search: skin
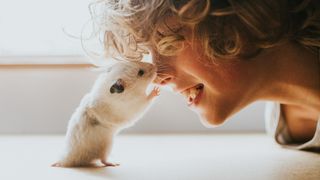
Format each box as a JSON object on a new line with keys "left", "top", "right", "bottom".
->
{"left": 151, "top": 20, "right": 320, "bottom": 143}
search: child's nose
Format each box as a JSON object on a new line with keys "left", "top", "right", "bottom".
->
{"left": 153, "top": 74, "right": 174, "bottom": 86}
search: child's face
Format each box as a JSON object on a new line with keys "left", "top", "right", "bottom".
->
{"left": 151, "top": 21, "right": 256, "bottom": 126}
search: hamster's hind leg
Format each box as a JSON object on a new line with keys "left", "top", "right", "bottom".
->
{"left": 100, "top": 159, "right": 120, "bottom": 167}
{"left": 51, "top": 162, "right": 62, "bottom": 167}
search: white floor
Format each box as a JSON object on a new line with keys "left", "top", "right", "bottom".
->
{"left": 0, "top": 134, "right": 319, "bottom": 180}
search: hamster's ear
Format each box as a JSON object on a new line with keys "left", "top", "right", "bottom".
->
{"left": 106, "top": 66, "right": 112, "bottom": 73}
{"left": 110, "top": 79, "right": 125, "bottom": 94}
{"left": 91, "top": 65, "right": 112, "bottom": 73}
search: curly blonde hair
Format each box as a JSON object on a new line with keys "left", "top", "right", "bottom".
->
{"left": 89, "top": 0, "right": 320, "bottom": 62}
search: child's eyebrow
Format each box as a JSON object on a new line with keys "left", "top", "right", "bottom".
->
{"left": 157, "top": 25, "right": 184, "bottom": 37}
{"left": 157, "top": 19, "right": 184, "bottom": 36}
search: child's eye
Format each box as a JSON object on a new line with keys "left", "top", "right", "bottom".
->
{"left": 156, "top": 31, "right": 165, "bottom": 38}
{"left": 138, "top": 69, "right": 144, "bottom": 77}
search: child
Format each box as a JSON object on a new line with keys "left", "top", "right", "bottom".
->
{"left": 91, "top": 0, "right": 320, "bottom": 151}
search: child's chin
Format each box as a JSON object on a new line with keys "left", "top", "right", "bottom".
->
{"left": 198, "top": 111, "right": 227, "bottom": 128}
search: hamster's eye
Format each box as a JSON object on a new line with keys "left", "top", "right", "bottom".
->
{"left": 138, "top": 69, "right": 144, "bottom": 77}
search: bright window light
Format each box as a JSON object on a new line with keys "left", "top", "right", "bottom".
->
{"left": 0, "top": 0, "right": 93, "bottom": 57}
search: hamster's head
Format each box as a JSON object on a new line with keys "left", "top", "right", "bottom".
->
{"left": 94, "top": 61, "right": 156, "bottom": 102}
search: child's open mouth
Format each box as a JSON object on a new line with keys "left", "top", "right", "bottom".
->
{"left": 181, "top": 83, "right": 204, "bottom": 106}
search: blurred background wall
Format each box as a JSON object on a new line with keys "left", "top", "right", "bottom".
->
{"left": 0, "top": 0, "right": 266, "bottom": 134}
{"left": 0, "top": 66, "right": 266, "bottom": 134}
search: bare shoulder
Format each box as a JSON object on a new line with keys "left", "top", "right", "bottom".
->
{"left": 281, "top": 104, "right": 318, "bottom": 143}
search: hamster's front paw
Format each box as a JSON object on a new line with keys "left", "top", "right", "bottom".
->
{"left": 147, "top": 86, "right": 160, "bottom": 100}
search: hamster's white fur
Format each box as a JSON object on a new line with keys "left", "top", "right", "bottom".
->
{"left": 52, "top": 61, "right": 159, "bottom": 167}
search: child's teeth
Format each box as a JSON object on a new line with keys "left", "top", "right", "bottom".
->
{"left": 190, "top": 92, "right": 196, "bottom": 99}
{"left": 191, "top": 88, "right": 197, "bottom": 94}
{"left": 183, "top": 84, "right": 203, "bottom": 105}
{"left": 189, "top": 87, "right": 200, "bottom": 101}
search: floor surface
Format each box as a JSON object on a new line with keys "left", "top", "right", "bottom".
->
{"left": 0, "top": 134, "right": 319, "bottom": 180}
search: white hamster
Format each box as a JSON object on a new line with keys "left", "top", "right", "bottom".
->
{"left": 52, "top": 61, "right": 159, "bottom": 167}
